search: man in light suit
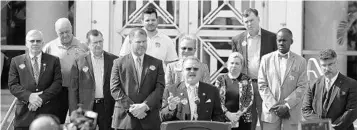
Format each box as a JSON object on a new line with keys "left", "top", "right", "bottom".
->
{"left": 258, "top": 28, "right": 308, "bottom": 130}
{"left": 110, "top": 28, "right": 165, "bottom": 130}
{"left": 302, "top": 49, "right": 357, "bottom": 130}
{"left": 165, "top": 34, "right": 210, "bottom": 87}
{"left": 69, "top": 29, "right": 118, "bottom": 130}
{"left": 8, "top": 30, "right": 62, "bottom": 130}
{"left": 161, "top": 56, "right": 224, "bottom": 122}
{"left": 231, "top": 8, "right": 277, "bottom": 130}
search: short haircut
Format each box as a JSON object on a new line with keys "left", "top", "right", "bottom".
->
{"left": 179, "top": 34, "right": 197, "bottom": 47}
{"left": 26, "top": 30, "right": 44, "bottom": 41}
{"left": 277, "top": 28, "right": 293, "bottom": 38}
{"left": 182, "top": 56, "right": 200, "bottom": 68}
{"left": 319, "top": 49, "right": 337, "bottom": 60}
{"left": 86, "top": 29, "right": 103, "bottom": 43}
{"left": 243, "top": 8, "right": 259, "bottom": 17}
{"left": 142, "top": 6, "right": 158, "bottom": 18}
{"left": 129, "top": 28, "right": 147, "bottom": 42}
{"left": 227, "top": 52, "right": 244, "bottom": 65}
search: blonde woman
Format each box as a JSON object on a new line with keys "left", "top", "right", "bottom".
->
{"left": 214, "top": 52, "right": 254, "bottom": 130}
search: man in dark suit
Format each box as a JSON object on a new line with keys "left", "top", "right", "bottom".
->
{"left": 231, "top": 8, "right": 277, "bottom": 130}
{"left": 8, "top": 30, "right": 62, "bottom": 130}
{"left": 69, "top": 29, "right": 118, "bottom": 130}
{"left": 110, "top": 28, "right": 165, "bottom": 130}
{"left": 302, "top": 49, "right": 357, "bottom": 130}
{"left": 161, "top": 56, "right": 224, "bottom": 122}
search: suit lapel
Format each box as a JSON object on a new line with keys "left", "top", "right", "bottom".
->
{"left": 103, "top": 52, "right": 110, "bottom": 86}
{"left": 37, "top": 53, "right": 47, "bottom": 84}
{"left": 326, "top": 73, "right": 343, "bottom": 111}
{"left": 85, "top": 54, "right": 95, "bottom": 81}
{"left": 139, "top": 55, "right": 149, "bottom": 87}
{"left": 197, "top": 82, "right": 206, "bottom": 119}
{"left": 281, "top": 53, "right": 296, "bottom": 85}
{"left": 24, "top": 54, "right": 36, "bottom": 82}
{"left": 273, "top": 52, "right": 282, "bottom": 84}
{"left": 128, "top": 54, "right": 139, "bottom": 85}
{"left": 260, "top": 29, "right": 267, "bottom": 58}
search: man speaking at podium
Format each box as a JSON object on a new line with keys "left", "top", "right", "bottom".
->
{"left": 160, "top": 56, "right": 224, "bottom": 122}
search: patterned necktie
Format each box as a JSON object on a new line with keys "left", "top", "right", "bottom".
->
{"left": 33, "top": 56, "right": 40, "bottom": 83}
{"left": 136, "top": 57, "right": 142, "bottom": 84}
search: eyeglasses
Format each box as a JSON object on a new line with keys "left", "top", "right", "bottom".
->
{"left": 181, "top": 47, "right": 194, "bottom": 51}
{"left": 185, "top": 67, "right": 199, "bottom": 71}
{"left": 27, "top": 40, "right": 42, "bottom": 43}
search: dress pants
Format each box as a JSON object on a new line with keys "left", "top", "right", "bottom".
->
{"left": 94, "top": 99, "right": 113, "bottom": 130}
{"left": 56, "top": 87, "right": 69, "bottom": 124}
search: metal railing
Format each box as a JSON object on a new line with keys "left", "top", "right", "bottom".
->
{"left": 1, "top": 98, "right": 17, "bottom": 130}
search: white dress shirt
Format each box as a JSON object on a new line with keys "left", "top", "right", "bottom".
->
{"left": 91, "top": 52, "right": 104, "bottom": 98}
{"left": 325, "top": 72, "right": 339, "bottom": 92}
{"left": 278, "top": 51, "right": 290, "bottom": 84}
{"left": 185, "top": 82, "right": 199, "bottom": 120}
{"left": 246, "top": 28, "right": 261, "bottom": 79}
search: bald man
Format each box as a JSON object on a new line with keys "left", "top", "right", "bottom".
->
{"left": 29, "top": 115, "right": 60, "bottom": 130}
{"left": 43, "top": 18, "right": 88, "bottom": 123}
{"left": 9, "top": 30, "right": 62, "bottom": 130}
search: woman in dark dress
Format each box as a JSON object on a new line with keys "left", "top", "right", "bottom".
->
{"left": 214, "top": 52, "right": 254, "bottom": 130}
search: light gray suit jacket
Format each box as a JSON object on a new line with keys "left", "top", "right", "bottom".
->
{"left": 258, "top": 51, "right": 308, "bottom": 124}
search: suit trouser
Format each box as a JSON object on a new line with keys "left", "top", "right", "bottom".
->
{"left": 261, "top": 120, "right": 298, "bottom": 130}
{"left": 251, "top": 81, "right": 263, "bottom": 130}
{"left": 93, "top": 100, "right": 113, "bottom": 130}
{"left": 55, "top": 87, "right": 68, "bottom": 124}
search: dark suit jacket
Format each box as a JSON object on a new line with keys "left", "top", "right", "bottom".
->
{"left": 8, "top": 53, "right": 62, "bottom": 127}
{"left": 69, "top": 51, "right": 118, "bottom": 114}
{"left": 160, "top": 82, "right": 224, "bottom": 122}
{"left": 110, "top": 54, "right": 165, "bottom": 130}
{"left": 302, "top": 73, "right": 357, "bottom": 130}
{"left": 231, "top": 28, "right": 277, "bottom": 75}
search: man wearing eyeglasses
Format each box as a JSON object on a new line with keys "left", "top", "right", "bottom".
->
{"left": 43, "top": 18, "right": 88, "bottom": 123}
{"left": 9, "top": 30, "right": 62, "bottom": 130}
{"left": 302, "top": 49, "right": 357, "bottom": 130}
{"left": 161, "top": 56, "right": 224, "bottom": 122}
{"left": 165, "top": 34, "right": 210, "bottom": 87}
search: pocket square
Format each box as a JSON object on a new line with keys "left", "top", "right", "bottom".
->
{"left": 205, "top": 99, "right": 211, "bottom": 103}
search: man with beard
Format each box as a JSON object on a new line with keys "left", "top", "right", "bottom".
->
{"left": 43, "top": 18, "right": 88, "bottom": 123}
{"left": 119, "top": 7, "right": 178, "bottom": 66}
{"left": 302, "top": 49, "right": 357, "bottom": 130}
{"left": 161, "top": 56, "right": 224, "bottom": 122}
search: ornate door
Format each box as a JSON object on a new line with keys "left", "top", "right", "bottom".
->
{"left": 115, "top": 0, "right": 260, "bottom": 83}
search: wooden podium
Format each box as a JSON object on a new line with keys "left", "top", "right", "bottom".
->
{"left": 299, "top": 119, "right": 332, "bottom": 130}
{"left": 161, "top": 121, "right": 231, "bottom": 130}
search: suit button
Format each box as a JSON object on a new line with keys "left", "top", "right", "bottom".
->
{"left": 36, "top": 89, "right": 39, "bottom": 91}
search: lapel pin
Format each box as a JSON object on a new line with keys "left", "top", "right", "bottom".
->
{"left": 202, "top": 93, "right": 205, "bottom": 96}
{"left": 289, "top": 75, "right": 295, "bottom": 80}
{"left": 19, "top": 64, "right": 25, "bottom": 69}
{"left": 43, "top": 63, "right": 46, "bottom": 72}
{"left": 242, "top": 41, "right": 247, "bottom": 46}
{"left": 82, "top": 66, "right": 89, "bottom": 72}
{"left": 149, "top": 65, "right": 156, "bottom": 71}
{"left": 180, "top": 93, "right": 183, "bottom": 96}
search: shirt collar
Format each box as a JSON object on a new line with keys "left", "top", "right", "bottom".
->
{"left": 277, "top": 51, "right": 291, "bottom": 59}
{"left": 29, "top": 52, "right": 42, "bottom": 60}
{"left": 185, "top": 82, "right": 199, "bottom": 90}
{"left": 56, "top": 37, "right": 76, "bottom": 48}
{"left": 131, "top": 52, "right": 144, "bottom": 61}
{"left": 228, "top": 73, "right": 240, "bottom": 79}
{"left": 247, "top": 28, "right": 262, "bottom": 38}
{"left": 91, "top": 51, "right": 104, "bottom": 59}
{"left": 326, "top": 72, "right": 339, "bottom": 84}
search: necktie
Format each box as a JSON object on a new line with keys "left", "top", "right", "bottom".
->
{"left": 33, "top": 56, "right": 40, "bottom": 83}
{"left": 278, "top": 53, "right": 288, "bottom": 59}
{"left": 136, "top": 57, "right": 142, "bottom": 84}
